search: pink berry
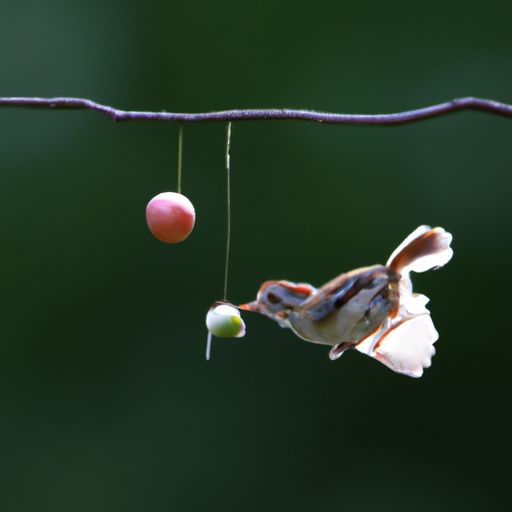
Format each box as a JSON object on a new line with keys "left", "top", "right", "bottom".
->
{"left": 145, "top": 192, "right": 196, "bottom": 244}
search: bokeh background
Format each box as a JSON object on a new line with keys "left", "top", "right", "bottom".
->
{"left": 0, "top": 0, "right": 511, "bottom": 511}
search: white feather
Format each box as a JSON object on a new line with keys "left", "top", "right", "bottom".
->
{"left": 370, "top": 315, "right": 439, "bottom": 378}
{"left": 400, "top": 292, "right": 430, "bottom": 316}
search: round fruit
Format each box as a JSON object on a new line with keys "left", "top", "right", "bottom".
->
{"left": 206, "top": 303, "right": 246, "bottom": 338}
{"left": 146, "top": 192, "right": 195, "bottom": 244}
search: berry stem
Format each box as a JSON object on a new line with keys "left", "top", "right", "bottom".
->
{"left": 177, "top": 125, "right": 183, "bottom": 194}
{"left": 223, "top": 122, "right": 232, "bottom": 301}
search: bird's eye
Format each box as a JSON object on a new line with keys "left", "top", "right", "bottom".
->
{"left": 267, "top": 292, "right": 281, "bottom": 304}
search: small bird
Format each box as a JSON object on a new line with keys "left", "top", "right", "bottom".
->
{"left": 239, "top": 226, "right": 453, "bottom": 377}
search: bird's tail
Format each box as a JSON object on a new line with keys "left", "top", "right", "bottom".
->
{"left": 386, "top": 225, "right": 453, "bottom": 275}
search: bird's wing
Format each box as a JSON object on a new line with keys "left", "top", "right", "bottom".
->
{"left": 301, "top": 265, "right": 392, "bottom": 322}
{"left": 356, "top": 315, "right": 438, "bottom": 378}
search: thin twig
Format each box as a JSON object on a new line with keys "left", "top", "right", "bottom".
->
{"left": 0, "top": 96, "right": 512, "bottom": 125}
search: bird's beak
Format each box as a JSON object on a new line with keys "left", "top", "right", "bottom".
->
{"left": 238, "top": 301, "right": 258, "bottom": 311}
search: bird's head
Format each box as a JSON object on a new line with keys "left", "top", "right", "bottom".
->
{"left": 238, "top": 280, "right": 316, "bottom": 323}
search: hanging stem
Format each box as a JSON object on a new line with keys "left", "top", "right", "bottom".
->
{"left": 177, "top": 125, "right": 183, "bottom": 193}
{"left": 223, "top": 122, "right": 232, "bottom": 301}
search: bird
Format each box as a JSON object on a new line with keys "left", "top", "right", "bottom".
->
{"left": 238, "top": 225, "right": 453, "bottom": 377}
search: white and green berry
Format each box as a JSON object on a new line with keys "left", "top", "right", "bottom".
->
{"left": 206, "top": 303, "right": 246, "bottom": 338}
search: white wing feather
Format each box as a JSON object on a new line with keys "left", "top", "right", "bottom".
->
{"left": 361, "top": 315, "right": 439, "bottom": 378}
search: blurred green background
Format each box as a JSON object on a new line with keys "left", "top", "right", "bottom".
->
{"left": 0, "top": 0, "right": 510, "bottom": 511}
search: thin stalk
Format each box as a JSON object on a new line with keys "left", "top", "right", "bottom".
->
{"left": 223, "top": 122, "right": 232, "bottom": 301}
{"left": 177, "top": 125, "right": 183, "bottom": 193}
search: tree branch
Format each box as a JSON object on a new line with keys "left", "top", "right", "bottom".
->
{"left": 0, "top": 96, "right": 511, "bottom": 125}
